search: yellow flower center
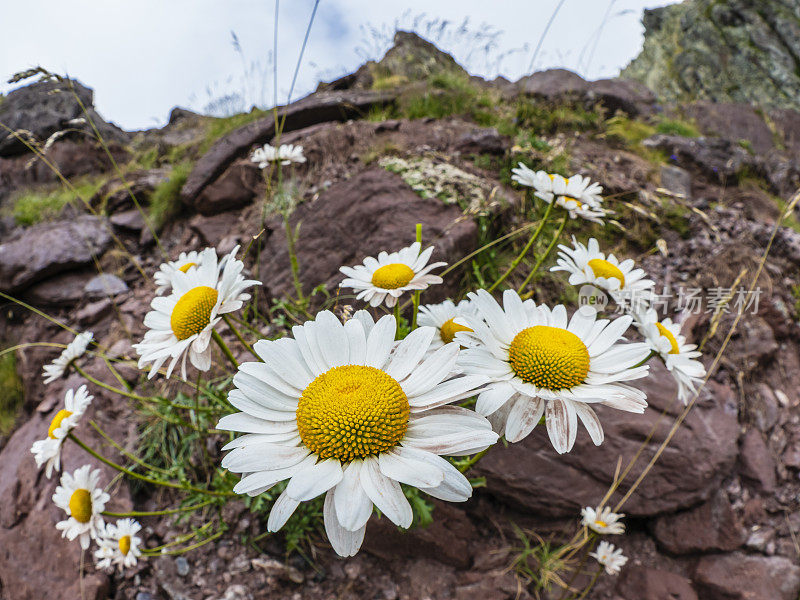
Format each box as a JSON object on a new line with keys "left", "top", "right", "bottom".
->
{"left": 440, "top": 318, "right": 473, "bottom": 344}
{"left": 656, "top": 322, "right": 680, "bottom": 354}
{"left": 371, "top": 263, "right": 415, "bottom": 290}
{"left": 178, "top": 262, "right": 198, "bottom": 273}
{"left": 588, "top": 258, "right": 625, "bottom": 287}
{"left": 595, "top": 520, "right": 608, "bottom": 528}
{"left": 118, "top": 535, "right": 131, "bottom": 555}
{"left": 296, "top": 365, "right": 409, "bottom": 462}
{"left": 170, "top": 286, "right": 218, "bottom": 340}
{"left": 508, "top": 326, "right": 590, "bottom": 390}
{"left": 48, "top": 409, "right": 73, "bottom": 439}
{"left": 68, "top": 488, "right": 93, "bottom": 523}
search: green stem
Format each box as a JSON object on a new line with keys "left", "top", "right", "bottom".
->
{"left": 574, "top": 566, "right": 603, "bottom": 600}
{"left": 458, "top": 447, "right": 491, "bottom": 473}
{"left": 144, "top": 523, "right": 213, "bottom": 552}
{"left": 632, "top": 350, "right": 658, "bottom": 369}
{"left": 411, "top": 223, "right": 423, "bottom": 329}
{"left": 223, "top": 315, "right": 260, "bottom": 360}
{"left": 88, "top": 420, "right": 170, "bottom": 476}
{"left": 212, "top": 330, "right": 239, "bottom": 369}
{"left": 394, "top": 302, "right": 402, "bottom": 330}
{"left": 518, "top": 211, "right": 569, "bottom": 297}
{"left": 73, "top": 364, "right": 150, "bottom": 402}
{"left": 284, "top": 212, "right": 305, "bottom": 303}
{"left": 102, "top": 499, "right": 215, "bottom": 518}
{"left": 490, "top": 199, "right": 554, "bottom": 292}
{"left": 150, "top": 529, "right": 224, "bottom": 556}
{"left": 68, "top": 434, "right": 235, "bottom": 497}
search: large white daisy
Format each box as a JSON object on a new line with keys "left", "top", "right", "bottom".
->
{"left": 251, "top": 143, "right": 306, "bottom": 167}
{"left": 153, "top": 250, "right": 203, "bottom": 295}
{"left": 339, "top": 242, "right": 446, "bottom": 309}
{"left": 31, "top": 385, "right": 93, "bottom": 478}
{"left": 217, "top": 310, "right": 496, "bottom": 557}
{"left": 53, "top": 465, "right": 109, "bottom": 549}
{"left": 417, "top": 299, "right": 475, "bottom": 351}
{"left": 581, "top": 506, "right": 625, "bottom": 535}
{"left": 590, "top": 541, "right": 628, "bottom": 575}
{"left": 42, "top": 331, "right": 93, "bottom": 384}
{"left": 551, "top": 238, "right": 654, "bottom": 306}
{"left": 134, "top": 246, "right": 260, "bottom": 380}
{"left": 457, "top": 289, "right": 650, "bottom": 454}
{"left": 511, "top": 165, "right": 607, "bottom": 224}
{"left": 634, "top": 308, "right": 706, "bottom": 404}
{"left": 95, "top": 518, "right": 143, "bottom": 571}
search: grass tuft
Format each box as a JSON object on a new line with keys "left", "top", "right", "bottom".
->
{"left": 9, "top": 180, "right": 102, "bottom": 225}
{"left": 0, "top": 350, "right": 24, "bottom": 435}
{"left": 149, "top": 162, "right": 192, "bottom": 229}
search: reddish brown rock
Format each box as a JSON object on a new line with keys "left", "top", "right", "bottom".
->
{"left": 684, "top": 102, "right": 775, "bottom": 154}
{"left": 651, "top": 490, "right": 746, "bottom": 554}
{"left": 193, "top": 159, "right": 262, "bottom": 216}
{"left": 694, "top": 553, "right": 800, "bottom": 600}
{"left": 257, "top": 167, "right": 478, "bottom": 303}
{"left": 476, "top": 361, "right": 739, "bottom": 517}
{"left": 739, "top": 430, "right": 777, "bottom": 491}
{"left": 616, "top": 566, "right": 698, "bottom": 600}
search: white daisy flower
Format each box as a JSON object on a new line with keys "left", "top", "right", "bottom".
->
{"left": 53, "top": 465, "right": 109, "bottom": 549}
{"left": 251, "top": 143, "right": 306, "bottom": 167}
{"left": 153, "top": 250, "right": 203, "bottom": 295}
{"left": 31, "top": 385, "right": 93, "bottom": 478}
{"left": 217, "top": 310, "right": 496, "bottom": 557}
{"left": 634, "top": 308, "right": 706, "bottom": 404}
{"left": 42, "top": 331, "right": 93, "bottom": 384}
{"left": 589, "top": 541, "right": 628, "bottom": 575}
{"left": 134, "top": 246, "right": 260, "bottom": 380}
{"left": 457, "top": 289, "right": 650, "bottom": 454}
{"left": 511, "top": 165, "right": 607, "bottom": 224}
{"left": 551, "top": 238, "right": 654, "bottom": 307}
{"left": 581, "top": 506, "right": 625, "bottom": 535}
{"left": 339, "top": 242, "right": 446, "bottom": 309}
{"left": 95, "top": 518, "right": 143, "bottom": 571}
{"left": 417, "top": 299, "right": 475, "bottom": 351}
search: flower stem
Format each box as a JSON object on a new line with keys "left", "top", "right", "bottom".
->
{"left": 68, "top": 434, "right": 235, "bottom": 497}
{"left": 411, "top": 223, "right": 423, "bottom": 329}
{"left": 284, "top": 212, "right": 305, "bottom": 303}
{"left": 489, "top": 199, "right": 554, "bottom": 292}
{"left": 212, "top": 330, "right": 239, "bottom": 369}
{"left": 518, "top": 211, "right": 569, "bottom": 297}
{"left": 574, "top": 566, "right": 603, "bottom": 600}
{"left": 73, "top": 364, "right": 150, "bottom": 402}
{"left": 223, "top": 314, "right": 260, "bottom": 360}
{"left": 150, "top": 529, "right": 224, "bottom": 556}
{"left": 102, "top": 499, "right": 215, "bottom": 518}
{"left": 88, "top": 420, "right": 170, "bottom": 476}
{"left": 458, "top": 447, "right": 491, "bottom": 473}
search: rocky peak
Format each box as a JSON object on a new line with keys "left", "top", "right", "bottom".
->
{"left": 623, "top": 0, "right": 800, "bottom": 110}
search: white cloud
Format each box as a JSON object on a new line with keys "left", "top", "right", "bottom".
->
{"left": 0, "top": 0, "right": 678, "bottom": 130}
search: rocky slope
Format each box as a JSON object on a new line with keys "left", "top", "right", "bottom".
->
{"left": 1, "top": 31, "right": 800, "bottom": 600}
{"left": 623, "top": 0, "right": 800, "bottom": 110}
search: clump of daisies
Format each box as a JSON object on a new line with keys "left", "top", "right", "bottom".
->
{"left": 42, "top": 331, "right": 93, "bottom": 384}
{"left": 417, "top": 299, "right": 475, "bottom": 350}
{"left": 153, "top": 250, "right": 204, "bottom": 295}
{"left": 590, "top": 541, "right": 628, "bottom": 575}
{"left": 134, "top": 245, "right": 260, "bottom": 379}
{"left": 31, "top": 385, "right": 92, "bottom": 478}
{"left": 339, "top": 242, "right": 446, "bottom": 308}
{"left": 634, "top": 308, "right": 706, "bottom": 403}
{"left": 251, "top": 143, "right": 306, "bottom": 167}
{"left": 511, "top": 165, "right": 607, "bottom": 224}
{"left": 95, "top": 518, "right": 143, "bottom": 571}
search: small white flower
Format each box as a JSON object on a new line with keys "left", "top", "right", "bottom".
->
{"left": 581, "top": 506, "right": 625, "bottom": 535}
{"left": 417, "top": 299, "right": 475, "bottom": 351}
{"left": 634, "top": 308, "right": 706, "bottom": 404}
{"left": 339, "top": 242, "right": 446, "bottom": 309}
{"left": 457, "top": 290, "right": 650, "bottom": 454}
{"left": 589, "top": 541, "right": 628, "bottom": 575}
{"left": 551, "top": 237, "right": 654, "bottom": 305}
{"left": 218, "top": 310, "right": 496, "bottom": 557}
{"left": 251, "top": 143, "right": 306, "bottom": 167}
{"left": 153, "top": 250, "right": 203, "bottom": 295}
{"left": 53, "top": 465, "right": 109, "bottom": 549}
{"left": 31, "top": 385, "right": 93, "bottom": 478}
{"left": 95, "top": 518, "right": 143, "bottom": 571}
{"left": 134, "top": 245, "right": 260, "bottom": 380}
{"left": 511, "top": 165, "right": 607, "bottom": 223}
{"left": 42, "top": 332, "right": 93, "bottom": 384}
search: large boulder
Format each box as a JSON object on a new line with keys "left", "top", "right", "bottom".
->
{"left": 693, "top": 553, "right": 800, "bottom": 600}
{"left": 475, "top": 360, "right": 739, "bottom": 517}
{"left": 643, "top": 134, "right": 755, "bottom": 183}
{"left": 0, "top": 215, "right": 113, "bottom": 293}
{"left": 257, "top": 167, "right": 479, "bottom": 302}
{"left": 0, "top": 78, "right": 127, "bottom": 157}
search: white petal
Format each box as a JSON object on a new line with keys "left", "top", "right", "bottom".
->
{"left": 344, "top": 318, "right": 367, "bottom": 366}
{"left": 545, "top": 398, "right": 578, "bottom": 454}
{"left": 267, "top": 491, "right": 301, "bottom": 532}
{"left": 365, "top": 315, "right": 395, "bottom": 369}
{"left": 221, "top": 444, "right": 309, "bottom": 472}
{"left": 334, "top": 461, "right": 373, "bottom": 531}
{"left": 378, "top": 448, "right": 444, "bottom": 488}
{"left": 386, "top": 326, "right": 435, "bottom": 381}
{"left": 324, "top": 491, "right": 366, "bottom": 557}
{"left": 285, "top": 459, "right": 343, "bottom": 501}
{"left": 475, "top": 383, "right": 516, "bottom": 416}
{"left": 400, "top": 343, "right": 459, "bottom": 397}
{"left": 359, "top": 458, "right": 413, "bottom": 528}
{"left": 504, "top": 396, "right": 545, "bottom": 443}
{"left": 573, "top": 402, "right": 604, "bottom": 446}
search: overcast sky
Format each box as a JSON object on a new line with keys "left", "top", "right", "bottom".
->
{"left": 0, "top": 0, "right": 679, "bottom": 130}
